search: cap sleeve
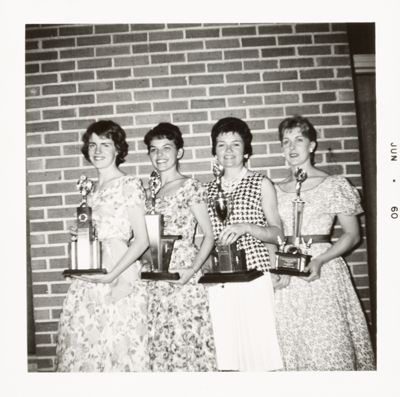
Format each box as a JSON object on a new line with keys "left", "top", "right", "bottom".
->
{"left": 184, "top": 178, "right": 208, "bottom": 207}
{"left": 326, "top": 176, "right": 363, "bottom": 215}
{"left": 121, "top": 176, "right": 146, "bottom": 208}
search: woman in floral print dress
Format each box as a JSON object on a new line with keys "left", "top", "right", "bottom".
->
{"left": 143, "top": 122, "right": 216, "bottom": 371}
{"left": 55, "top": 120, "right": 150, "bottom": 372}
{"left": 273, "top": 116, "right": 375, "bottom": 370}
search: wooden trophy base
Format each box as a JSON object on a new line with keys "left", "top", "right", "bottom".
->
{"left": 198, "top": 269, "right": 263, "bottom": 284}
{"left": 270, "top": 252, "right": 311, "bottom": 276}
{"left": 63, "top": 268, "right": 107, "bottom": 277}
{"left": 269, "top": 268, "right": 310, "bottom": 276}
{"left": 141, "top": 271, "right": 180, "bottom": 281}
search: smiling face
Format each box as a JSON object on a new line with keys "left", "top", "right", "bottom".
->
{"left": 281, "top": 127, "right": 316, "bottom": 167}
{"left": 215, "top": 131, "right": 246, "bottom": 169}
{"left": 88, "top": 133, "right": 118, "bottom": 170}
{"left": 148, "top": 137, "right": 183, "bottom": 173}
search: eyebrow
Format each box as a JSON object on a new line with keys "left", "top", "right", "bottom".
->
{"left": 149, "top": 143, "right": 173, "bottom": 148}
{"left": 216, "top": 139, "right": 242, "bottom": 143}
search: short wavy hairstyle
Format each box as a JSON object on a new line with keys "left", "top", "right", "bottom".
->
{"left": 144, "top": 122, "right": 184, "bottom": 151}
{"left": 278, "top": 115, "right": 318, "bottom": 143}
{"left": 211, "top": 117, "right": 253, "bottom": 162}
{"left": 81, "top": 120, "right": 129, "bottom": 166}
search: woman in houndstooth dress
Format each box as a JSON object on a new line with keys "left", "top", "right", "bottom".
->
{"left": 206, "top": 117, "right": 283, "bottom": 371}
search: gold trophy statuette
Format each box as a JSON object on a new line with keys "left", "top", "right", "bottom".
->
{"left": 63, "top": 175, "right": 105, "bottom": 277}
{"left": 199, "top": 163, "right": 262, "bottom": 283}
{"left": 141, "top": 171, "right": 181, "bottom": 281}
{"left": 271, "top": 167, "right": 312, "bottom": 276}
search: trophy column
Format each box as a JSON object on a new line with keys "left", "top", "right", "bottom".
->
{"left": 63, "top": 176, "right": 106, "bottom": 277}
{"left": 271, "top": 167, "right": 312, "bottom": 276}
{"left": 140, "top": 171, "right": 181, "bottom": 281}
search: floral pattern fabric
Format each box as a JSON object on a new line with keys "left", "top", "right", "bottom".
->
{"left": 55, "top": 175, "right": 150, "bottom": 372}
{"left": 146, "top": 178, "right": 217, "bottom": 371}
{"left": 274, "top": 175, "right": 375, "bottom": 370}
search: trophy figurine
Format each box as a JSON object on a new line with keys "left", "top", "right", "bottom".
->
{"left": 141, "top": 171, "right": 181, "bottom": 280}
{"left": 63, "top": 175, "right": 106, "bottom": 277}
{"left": 271, "top": 167, "right": 312, "bottom": 276}
{"left": 199, "top": 163, "right": 262, "bottom": 283}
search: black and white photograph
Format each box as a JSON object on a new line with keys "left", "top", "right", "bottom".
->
{"left": 1, "top": 0, "right": 399, "bottom": 396}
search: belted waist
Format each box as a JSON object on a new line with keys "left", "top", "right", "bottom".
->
{"left": 284, "top": 234, "right": 331, "bottom": 243}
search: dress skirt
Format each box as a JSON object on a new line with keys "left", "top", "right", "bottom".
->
{"left": 207, "top": 273, "right": 283, "bottom": 371}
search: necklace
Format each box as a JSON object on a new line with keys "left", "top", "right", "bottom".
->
{"left": 221, "top": 167, "right": 248, "bottom": 193}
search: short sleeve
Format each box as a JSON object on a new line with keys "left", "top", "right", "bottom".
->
{"left": 326, "top": 176, "right": 363, "bottom": 216}
{"left": 121, "top": 176, "right": 146, "bottom": 208}
{"left": 184, "top": 178, "right": 208, "bottom": 207}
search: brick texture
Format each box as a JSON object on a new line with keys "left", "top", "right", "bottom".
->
{"left": 26, "top": 23, "right": 372, "bottom": 371}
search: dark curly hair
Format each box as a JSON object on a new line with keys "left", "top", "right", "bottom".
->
{"left": 278, "top": 115, "right": 318, "bottom": 143}
{"left": 144, "top": 122, "right": 184, "bottom": 151}
{"left": 211, "top": 117, "right": 253, "bottom": 162}
{"left": 81, "top": 120, "right": 129, "bottom": 166}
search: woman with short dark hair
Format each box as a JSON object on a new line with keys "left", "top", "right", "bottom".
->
{"left": 143, "top": 122, "right": 217, "bottom": 371}
{"left": 206, "top": 117, "right": 283, "bottom": 371}
{"left": 55, "top": 120, "right": 150, "bottom": 372}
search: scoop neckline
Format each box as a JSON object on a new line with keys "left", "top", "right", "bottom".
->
{"left": 156, "top": 177, "right": 192, "bottom": 200}
{"left": 277, "top": 175, "right": 330, "bottom": 193}
{"left": 93, "top": 174, "right": 128, "bottom": 194}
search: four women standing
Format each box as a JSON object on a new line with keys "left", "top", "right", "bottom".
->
{"left": 55, "top": 116, "right": 374, "bottom": 372}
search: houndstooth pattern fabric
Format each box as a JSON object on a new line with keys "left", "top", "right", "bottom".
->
{"left": 207, "top": 172, "right": 270, "bottom": 271}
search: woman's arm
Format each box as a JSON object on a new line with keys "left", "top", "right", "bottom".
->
{"left": 76, "top": 204, "right": 149, "bottom": 283}
{"left": 218, "top": 178, "right": 284, "bottom": 246}
{"left": 302, "top": 213, "right": 360, "bottom": 282}
{"left": 171, "top": 201, "right": 215, "bottom": 285}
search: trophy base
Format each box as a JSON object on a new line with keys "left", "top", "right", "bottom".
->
{"left": 269, "top": 268, "right": 310, "bottom": 276}
{"left": 198, "top": 269, "right": 263, "bottom": 284}
{"left": 141, "top": 271, "right": 180, "bottom": 281}
{"left": 271, "top": 251, "right": 312, "bottom": 276}
{"left": 63, "top": 268, "right": 107, "bottom": 277}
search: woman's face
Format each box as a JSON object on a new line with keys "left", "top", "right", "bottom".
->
{"left": 148, "top": 137, "right": 182, "bottom": 173}
{"left": 281, "top": 127, "right": 316, "bottom": 167}
{"left": 88, "top": 133, "right": 118, "bottom": 170}
{"left": 215, "top": 131, "right": 246, "bottom": 169}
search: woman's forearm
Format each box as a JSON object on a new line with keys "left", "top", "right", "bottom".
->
{"left": 244, "top": 223, "right": 282, "bottom": 245}
{"left": 191, "top": 234, "right": 215, "bottom": 273}
{"left": 109, "top": 238, "right": 149, "bottom": 280}
{"left": 314, "top": 232, "right": 359, "bottom": 266}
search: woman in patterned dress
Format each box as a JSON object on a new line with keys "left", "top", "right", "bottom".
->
{"left": 273, "top": 115, "right": 375, "bottom": 370}
{"left": 206, "top": 117, "right": 284, "bottom": 371}
{"left": 55, "top": 120, "right": 150, "bottom": 372}
{"left": 143, "top": 122, "right": 216, "bottom": 371}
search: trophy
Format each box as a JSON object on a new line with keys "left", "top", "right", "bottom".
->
{"left": 141, "top": 171, "right": 181, "bottom": 280}
{"left": 63, "top": 175, "right": 106, "bottom": 277}
{"left": 270, "top": 168, "right": 312, "bottom": 276}
{"left": 199, "top": 163, "right": 262, "bottom": 283}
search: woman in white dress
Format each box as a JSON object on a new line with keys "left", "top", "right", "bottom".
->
{"left": 55, "top": 120, "right": 150, "bottom": 371}
{"left": 206, "top": 117, "right": 283, "bottom": 371}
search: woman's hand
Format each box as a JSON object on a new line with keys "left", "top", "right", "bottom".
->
{"left": 218, "top": 223, "right": 248, "bottom": 246}
{"left": 168, "top": 268, "right": 196, "bottom": 286}
{"left": 72, "top": 272, "right": 116, "bottom": 284}
{"left": 271, "top": 273, "right": 291, "bottom": 290}
{"left": 301, "top": 257, "right": 324, "bottom": 282}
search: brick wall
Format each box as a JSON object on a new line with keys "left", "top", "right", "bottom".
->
{"left": 25, "top": 23, "right": 372, "bottom": 371}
